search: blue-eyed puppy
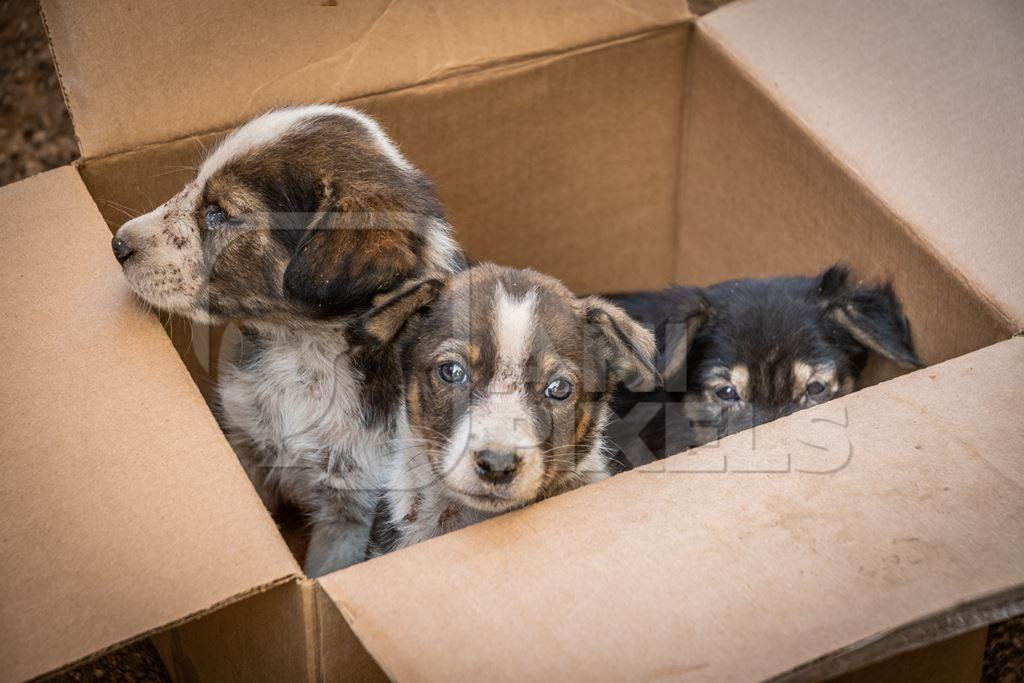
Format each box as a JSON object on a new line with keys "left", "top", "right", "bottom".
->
{"left": 363, "top": 264, "right": 657, "bottom": 554}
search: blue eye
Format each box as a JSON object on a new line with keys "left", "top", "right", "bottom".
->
{"left": 545, "top": 378, "right": 574, "bottom": 401}
{"left": 715, "top": 385, "right": 739, "bottom": 402}
{"left": 438, "top": 361, "right": 468, "bottom": 384}
{"left": 204, "top": 204, "right": 229, "bottom": 229}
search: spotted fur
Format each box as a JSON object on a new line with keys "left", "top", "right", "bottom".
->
{"left": 112, "top": 105, "right": 465, "bottom": 575}
{"left": 364, "top": 264, "right": 657, "bottom": 555}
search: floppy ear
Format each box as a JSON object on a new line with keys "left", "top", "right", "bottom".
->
{"left": 283, "top": 190, "right": 427, "bottom": 318}
{"left": 660, "top": 287, "right": 711, "bottom": 388}
{"left": 815, "top": 264, "right": 923, "bottom": 369}
{"left": 579, "top": 296, "right": 659, "bottom": 391}
{"left": 358, "top": 278, "right": 444, "bottom": 346}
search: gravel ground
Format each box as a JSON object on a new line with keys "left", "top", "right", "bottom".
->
{"left": 4, "top": 1, "right": 1022, "bottom": 681}
{"left": 0, "top": 0, "right": 76, "bottom": 186}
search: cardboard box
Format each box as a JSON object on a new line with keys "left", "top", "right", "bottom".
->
{"left": 2, "top": 0, "right": 1021, "bottom": 680}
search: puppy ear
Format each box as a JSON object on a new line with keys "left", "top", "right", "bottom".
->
{"left": 283, "top": 190, "right": 427, "bottom": 318}
{"left": 815, "top": 264, "right": 923, "bottom": 369}
{"left": 580, "top": 296, "right": 659, "bottom": 391}
{"left": 358, "top": 278, "right": 444, "bottom": 346}
{"left": 661, "top": 287, "right": 711, "bottom": 386}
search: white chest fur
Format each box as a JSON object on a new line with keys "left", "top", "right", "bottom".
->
{"left": 218, "top": 325, "right": 396, "bottom": 575}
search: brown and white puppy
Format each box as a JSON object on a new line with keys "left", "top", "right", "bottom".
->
{"left": 361, "top": 264, "right": 657, "bottom": 554}
{"left": 606, "top": 265, "right": 922, "bottom": 469}
{"left": 112, "top": 105, "right": 465, "bottom": 575}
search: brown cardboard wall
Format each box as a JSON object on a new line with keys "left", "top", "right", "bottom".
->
{"left": 151, "top": 579, "right": 390, "bottom": 683}
{"left": 676, "top": 26, "right": 1014, "bottom": 372}
{"left": 315, "top": 583, "right": 388, "bottom": 683}
{"left": 42, "top": 0, "right": 689, "bottom": 158}
{"left": 0, "top": 168, "right": 299, "bottom": 682}
{"left": 699, "top": 0, "right": 1024, "bottom": 331}
{"left": 152, "top": 581, "right": 316, "bottom": 683}
{"left": 81, "top": 26, "right": 689, "bottom": 297}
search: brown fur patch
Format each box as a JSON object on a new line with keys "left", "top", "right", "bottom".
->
{"left": 790, "top": 360, "right": 814, "bottom": 399}
{"left": 730, "top": 364, "right": 750, "bottom": 401}
{"left": 404, "top": 494, "right": 422, "bottom": 524}
{"left": 439, "top": 502, "right": 460, "bottom": 529}
{"left": 574, "top": 404, "right": 592, "bottom": 443}
{"left": 466, "top": 342, "right": 482, "bottom": 365}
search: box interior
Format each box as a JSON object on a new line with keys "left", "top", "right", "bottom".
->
{"left": 12, "top": 0, "right": 1024, "bottom": 679}
{"left": 73, "top": 19, "right": 1012, "bottom": 574}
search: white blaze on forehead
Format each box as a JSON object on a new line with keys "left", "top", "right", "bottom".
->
{"left": 491, "top": 282, "right": 538, "bottom": 384}
{"left": 197, "top": 104, "right": 411, "bottom": 185}
{"left": 441, "top": 280, "right": 542, "bottom": 484}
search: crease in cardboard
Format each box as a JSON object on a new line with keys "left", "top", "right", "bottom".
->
{"left": 673, "top": 20, "right": 699, "bottom": 282}
{"left": 244, "top": 0, "right": 398, "bottom": 111}
{"left": 322, "top": 588, "right": 399, "bottom": 683}
{"left": 311, "top": 581, "right": 323, "bottom": 683}
{"left": 36, "top": 3, "right": 83, "bottom": 157}
{"left": 692, "top": 22, "right": 1018, "bottom": 337}
{"left": 76, "top": 23, "right": 691, "bottom": 171}
{"left": 312, "top": 580, "right": 391, "bottom": 683}
{"left": 30, "top": 574, "right": 301, "bottom": 683}
{"left": 300, "top": 578, "right": 320, "bottom": 683}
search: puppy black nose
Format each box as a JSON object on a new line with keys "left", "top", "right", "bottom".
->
{"left": 111, "top": 236, "right": 135, "bottom": 265}
{"left": 474, "top": 449, "right": 519, "bottom": 485}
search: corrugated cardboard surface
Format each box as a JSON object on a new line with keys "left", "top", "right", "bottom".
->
{"left": 322, "top": 338, "right": 1024, "bottom": 682}
{"left": 152, "top": 580, "right": 316, "bottom": 683}
{"left": 677, "top": 24, "right": 1013, "bottom": 371}
{"left": 81, "top": 25, "right": 689, "bottom": 297}
{"left": 697, "top": 0, "right": 1024, "bottom": 330}
{"left": 152, "top": 577, "right": 389, "bottom": 683}
{"left": 316, "top": 582, "right": 388, "bottom": 683}
{"left": 41, "top": 0, "right": 690, "bottom": 158}
{"left": 0, "top": 168, "right": 299, "bottom": 682}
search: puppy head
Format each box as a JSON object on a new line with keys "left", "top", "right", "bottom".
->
{"left": 112, "top": 105, "right": 463, "bottom": 325}
{"left": 674, "top": 265, "right": 921, "bottom": 443}
{"left": 364, "top": 264, "right": 655, "bottom": 513}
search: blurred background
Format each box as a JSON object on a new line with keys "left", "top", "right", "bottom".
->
{"left": 0, "top": 0, "right": 75, "bottom": 186}
{"left": 1, "top": 0, "right": 1021, "bottom": 680}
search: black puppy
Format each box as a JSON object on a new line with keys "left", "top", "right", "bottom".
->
{"left": 605, "top": 265, "right": 922, "bottom": 470}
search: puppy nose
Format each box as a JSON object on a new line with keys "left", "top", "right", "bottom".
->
{"left": 474, "top": 449, "right": 519, "bottom": 485}
{"left": 111, "top": 236, "right": 135, "bottom": 265}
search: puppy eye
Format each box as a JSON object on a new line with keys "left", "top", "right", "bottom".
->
{"left": 437, "top": 361, "right": 469, "bottom": 385}
{"left": 545, "top": 378, "right": 574, "bottom": 401}
{"left": 204, "top": 204, "right": 229, "bottom": 229}
{"left": 715, "top": 385, "right": 739, "bottom": 402}
{"left": 806, "top": 381, "right": 827, "bottom": 396}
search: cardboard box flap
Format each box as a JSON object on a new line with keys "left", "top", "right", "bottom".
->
{"left": 697, "top": 0, "right": 1024, "bottom": 330}
{"left": 0, "top": 168, "right": 300, "bottom": 682}
{"left": 41, "top": 0, "right": 691, "bottom": 160}
{"left": 320, "top": 337, "right": 1024, "bottom": 682}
